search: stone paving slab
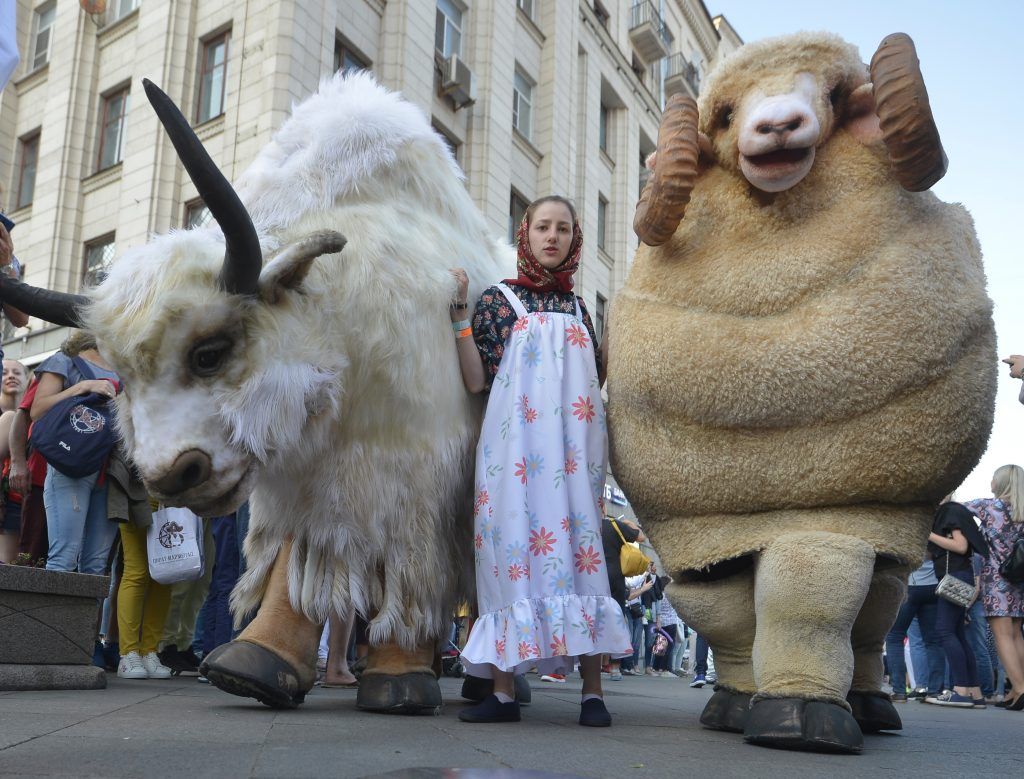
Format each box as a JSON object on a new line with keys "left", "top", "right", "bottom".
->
{"left": 0, "top": 674, "right": 1017, "bottom": 778}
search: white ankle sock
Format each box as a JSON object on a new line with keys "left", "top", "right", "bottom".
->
{"left": 582, "top": 693, "right": 603, "bottom": 703}
{"left": 494, "top": 692, "right": 514, "bottom": 704}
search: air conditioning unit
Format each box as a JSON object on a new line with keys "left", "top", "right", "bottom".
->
{"left": 440, "top": 54, "right": 476, "bottom": 110}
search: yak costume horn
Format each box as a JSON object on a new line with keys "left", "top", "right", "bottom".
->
{"left": 633, "top": 93, "right": 700, "bottom": 247}
{"left": 0, "top": 275, "right": 87, "bottom": 329}
{"left": 142, "top": 79, "right": 262, "bottom": 296}
{"left": 870, "top": 33, "right": 948, "bottom": 192}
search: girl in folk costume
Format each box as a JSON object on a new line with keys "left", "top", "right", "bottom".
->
{"left": 450, "top": 196, "right": 632, "bottom": 726}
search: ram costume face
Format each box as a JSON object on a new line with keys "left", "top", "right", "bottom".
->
{"left": 3, "top": 72, "right": 509, "bottom": 715}
{"left": 608, "top": 33, "right": 995, "bottom": 753}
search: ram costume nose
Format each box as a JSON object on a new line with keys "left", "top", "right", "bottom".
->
{"left": 151, "top": 449, "right": 213, "bottom": 495}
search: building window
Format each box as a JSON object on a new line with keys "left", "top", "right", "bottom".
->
{"left": 107, "top": 0, "right": 139, "bottom": 24}
{"left": 597, "top": 195, "right": 608, "bottom": 251}
{"left": 435, "top": 0, "right": 463, "bottom": 58}
{"left": 593, "top": 1, "right": 610, "bottom": 29}
{"left": 183, "top": 199, "right": 213, "bottom": 229}
{"left": 432, "top": 121, "right": 461, "bottom": 165}
{"left": 509, "top": 189, "right": 529, "bottom": 243}
{"left": 97, "top": 88, "right": 129, "bottom": 172}
{"left": 335, "top": 36, "right": 369, "bottom": 74}
{"left": 517, "top": 0, "right": 535, "bottom": 20}
{"left": 16, "top": 133, "right": 40, "bottom": 210}
{"left": 599, "top": 103, "right": 610, "bottom": 153}
{"left": 197, "top": 32, "right": 229, "bottom": 123}
{"left": 83, "top": 234, "right": 116, "bottom": 288}
{"left": 30, "top": 2, "right": 57, "bottom": 71}
{"left": 513, "top": 70, "right": 533, "bottom": 140}
{"left": 595, "top": 293, "right": 607, "bottom": 342}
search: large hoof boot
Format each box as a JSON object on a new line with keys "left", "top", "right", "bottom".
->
{"left": 200, "top": 640, "right": 311, "bottom": 710}
{"left": 743, "top": 697, "right": 863, "bottom": 754}
{"left": 356, "top": 672, "right": 443, "bottom": 715}
{"left": 460, "top": 674, "right": 532, "bottom": 705}
{"left": 699, "top": 688, "right": 752, "bottom": 733}
{"left": 846, "top": 690, "right": 902, "bottom": 733}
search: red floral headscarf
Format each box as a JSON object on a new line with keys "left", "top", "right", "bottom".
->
{"left": 503, "top": 208, "right": 584, "bottom": 293}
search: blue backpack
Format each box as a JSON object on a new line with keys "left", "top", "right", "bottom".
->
{"left": 30, "top": 356, "right": 119, "bottom": 478}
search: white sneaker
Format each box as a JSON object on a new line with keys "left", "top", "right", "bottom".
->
{"left": 141, "top": 652, "right": 173, "bottom": 679}
{"left": 117, "top": 651, "right": 149, "bottom": 679}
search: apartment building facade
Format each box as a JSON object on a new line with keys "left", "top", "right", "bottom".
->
{"left": 1, "top": 0, "right": 740, "bottom": 364}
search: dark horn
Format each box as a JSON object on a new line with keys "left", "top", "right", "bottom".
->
{"left": 142, "top": 79, "right": 262, "bottom": 295}
{"left": 0, "top": 275, "right": 88, "bottom": 329}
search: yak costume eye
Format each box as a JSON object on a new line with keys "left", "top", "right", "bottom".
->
{"left": 829, "top": 85, "right": 843, "bottom": 108}
{"left": 189, "top": 335, "right": 234, "bottom": 377}
{"left": 717, "top": 105, "right": 733, "bottom": 130}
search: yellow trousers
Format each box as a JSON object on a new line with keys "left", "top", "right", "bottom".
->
{"left": 117, "top": 522, "right": 171, "bottom": 655}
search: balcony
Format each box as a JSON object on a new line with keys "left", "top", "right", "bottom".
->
{"left": 664, "top": 53, "right": 701, "bottom": 99}
{"left": 629, "top": 1, "right": 670, "bottom": 65}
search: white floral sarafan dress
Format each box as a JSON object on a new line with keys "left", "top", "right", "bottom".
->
{"left": 461, "top": 284, "right": 632, "bottom": 677}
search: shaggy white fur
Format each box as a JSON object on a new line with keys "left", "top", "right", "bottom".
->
{"left": 86, "top": 72, "right": 513, "bottom": 647}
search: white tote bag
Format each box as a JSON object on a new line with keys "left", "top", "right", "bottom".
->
{"left": 147, "top": 506, "right": 205, "bottom": 584}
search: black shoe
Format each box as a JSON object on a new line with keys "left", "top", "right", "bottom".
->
{"left": 1005, "top": 693, "right": 1024, "bottom": 711}
{"left": 460, "top": 674, "right": 532, "bottom": 705}
{"left": 458, "top": 694, "right": 521, "bottom": 723}
{"left": 101, "top": 642, "right": 120, "bottom": 672}
{"left": 579, "top": 697, "right": 612, "bottom": 727}
{"left": 158, "top": 646, "right": 196, "bottom": 675}
{"left": 179, "top": 646, "right": 202, "bottom": 671}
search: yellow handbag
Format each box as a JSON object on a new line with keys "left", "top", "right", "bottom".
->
{"left": 612, "top": 519, "right": 651, "bottom": 576}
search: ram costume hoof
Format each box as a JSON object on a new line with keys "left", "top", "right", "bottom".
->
{"left": 846, "top": 690, "right": 902, "bottom": 733}
{"left": 356, "top": 672, "right": 442, "bottom": 715}
{"left": 700, "top": 688, "right": 752, "bottom": 733}
{"left": 200, "top": 640, "right": 311, "bottom": 709}
{"left": 743, "top": 698, "right": 863, "bottom": 754}
{"left": 460, "top": 674, "right": 532, "bottom": 705}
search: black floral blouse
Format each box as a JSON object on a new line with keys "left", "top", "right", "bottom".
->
{"left": 471, "top": 283, "right": 602, "bottom": 392}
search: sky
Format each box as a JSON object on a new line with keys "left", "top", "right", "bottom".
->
{"left": 707, "top": 0, "right": 1024, "bottom": 500}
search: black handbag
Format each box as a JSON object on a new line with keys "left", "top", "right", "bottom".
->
{"left": 999, "top": 538, "right": 1024, "bottom": 584}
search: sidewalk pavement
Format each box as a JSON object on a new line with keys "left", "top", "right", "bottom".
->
{"left": 0, "top": 671, "right": 1017, "bottom": 778}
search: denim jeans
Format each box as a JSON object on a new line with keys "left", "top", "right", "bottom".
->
{"left": 201, "top": 514, "right": 240, "bottom": 655}
{"left": 621, "top": 607, "right": 644, "bottom": 671}
{"left": 885, "top": 585, "right": 943, "bottom": 694}
{"left": 694, "top": 633, "right": 710, "bottom": 676}
{"left": 43, "top": 467, "right": 116, "bottom": 574}
{"left": 933, "top": 570, "right": 979, "bottom": 688}
{"left": 966, "top": 598, "right": 996, "bottom": 696}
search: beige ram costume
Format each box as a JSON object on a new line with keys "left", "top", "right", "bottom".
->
{"left": 0, "top": 73, "right": 509, "bottom": 714}
{"left": 607, "top": 33, "right": 995, "bottom": 753}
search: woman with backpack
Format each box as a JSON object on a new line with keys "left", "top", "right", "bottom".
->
{"left": 30, "top": 331, "right": 120, "bottom": 575}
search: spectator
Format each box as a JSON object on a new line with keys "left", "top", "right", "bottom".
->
{"left": 109, "top": 444, "right": 172, "bottom": 680}
{"left": 652, "top": 585, "right": 681, "bottom": 678}
{"left": 0, "top": 361, "right": 29, "bottom": 561}
{"left": 690, "top": 633, "right": 711, "bottom": 688}
{"left": 623, "top": 571, "right": 653, "bottom": 674}
{"left": 925, "top": 499, "right": 987, "bottom": 707}
{"left": 30, "top": 331, "right": 119, "bottom": 574}
{"left": 322, "top": 609, "right": 358, "bottom": 688}
{"left": 640, "top": 561, "right": 663, "bottom": 675}
{"left": 600, "top": 515, "right": 643, "bottom": 680}
{"left": 884, "top": 559, "right": 944, "bottom": 701}
{"left": 9, "top": 377, "right": 48, "bottom": 564}
{"left": 157, "top": 520, "right": 215, "bottom": 675}
{"left": 963, "top": 465, "right": 1024, "bottom": 711}
{"left": 198, "top": 513, "right": 240, "bottom": 665}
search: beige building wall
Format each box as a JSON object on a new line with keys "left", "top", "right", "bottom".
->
{"left": 1, "top": 0, "right": 739, "bottom": 364}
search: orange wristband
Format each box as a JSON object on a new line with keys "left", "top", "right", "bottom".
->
{"left": 456, "top": 326, "right": 472, "bottom": 339}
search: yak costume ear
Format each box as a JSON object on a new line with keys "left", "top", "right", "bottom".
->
{"left": 257, "top": 231, "right": 347, "bottom": 305}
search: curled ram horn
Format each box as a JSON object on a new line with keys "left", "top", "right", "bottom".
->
{"left": 870, "top": 33, "right": 948, "bottom": 192}
{"left": 633, "top": 93, "right": 700, "bottom": 247}
{"left": 0, "top": 275, "right": 88, "bottom": 329}
{"left": 142, "top": 79, "right": 263, "bottom": 296}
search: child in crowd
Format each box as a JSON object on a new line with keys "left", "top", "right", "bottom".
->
{"left": 450, "top": 196, "right": 631, "bottom": 726}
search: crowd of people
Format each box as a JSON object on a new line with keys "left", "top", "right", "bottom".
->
{"left": 1, "top": 195, "right": 1022, "bottom": 729}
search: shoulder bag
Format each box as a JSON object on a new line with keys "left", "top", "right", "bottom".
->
{"left": 612, "top": 519, "right": 651, "bottom": 577}
{"left": 999, "top": 537, "right": 1024, "bottom": 584}
{"left": 935, "top": 550, "right": 978, "bottom": 608}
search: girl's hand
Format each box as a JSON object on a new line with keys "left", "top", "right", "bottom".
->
{"left": 9, "top": 460, "right": 30, "bottom": 495}
{"left": 449, "top": 268, "right": 470, "bottom": 307}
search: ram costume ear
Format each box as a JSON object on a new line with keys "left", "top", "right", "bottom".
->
{"left": 257, "top": 231, "right": 347, "bottom": 304}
